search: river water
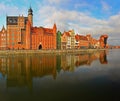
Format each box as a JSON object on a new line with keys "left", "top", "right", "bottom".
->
{"left": 0, "top": 49, "right": 120, "bottom": 101}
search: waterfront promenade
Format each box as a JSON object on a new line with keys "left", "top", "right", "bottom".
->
{"left": 0, "top": 49, "right": 107, "bottom": 55}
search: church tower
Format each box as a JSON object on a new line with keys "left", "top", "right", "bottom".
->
{"left": 28, "top": 7, "right": 33, "bottom": 27}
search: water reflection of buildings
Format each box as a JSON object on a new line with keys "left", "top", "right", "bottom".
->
{"left": 99, "top": 51, "right": 108, "bottom": 64}
{"left": 0, "top": 51, "right": 108, "bottom": 88}
{"left": 61, "top": 50, "right": 108, "bottom": 72}
{"left": 31, "top": 55, "right": 57, "bottom": 79}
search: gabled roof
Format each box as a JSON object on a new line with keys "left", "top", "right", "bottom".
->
{"left": 31, "top": 26, "right": 53, "bottom": 35}
{"left": 0, "top": 25, "right": 6, "bottom": 33}
{"left": 43, "top": 28, "right": 53, "bottom": 34}
{"left": 1, "top": 26, "right": 5, "bottom": 31}
{"left": 75, "top": 34, "right": 88, "bottom": 41}
{"left": 75, "top": 34, "right": 79, "bottom": 40}
{"left": 62, "top": 31, "right": 71, "bottom": 37}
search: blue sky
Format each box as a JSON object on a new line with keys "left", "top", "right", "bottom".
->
{"left": 0, "top": 0, "right": 120, "bottom": 45}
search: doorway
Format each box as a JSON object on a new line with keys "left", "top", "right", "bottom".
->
{"left": 39, "top": 44, "right": 42, "bottom": 49}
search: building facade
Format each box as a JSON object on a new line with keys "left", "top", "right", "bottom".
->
{"left": 56, "top": 31, "right": 62, "bottom": 49}
{"left": 7, "top": 15, "right": 28, "bottom": 49}
{"left": 75, "top": 34, "right": 89, "bottom": 49}
{"left": 86, "top": 34, "right": 108, "bottom": 49}
{"left": 0, "top": 7, "right": 109, "bottom": 50}
{"left": 0, "top": 26, "right": 7, "bottom": 50}
{"left": 31, "top": 24, "right": 57, "bottom": 50}
{"left": 61, "top": 30, "right": 75, "bottom": 49}
{"left": 5, "top": 7, "right": 57, "bottom": 50}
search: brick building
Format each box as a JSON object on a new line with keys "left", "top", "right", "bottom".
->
{"left": 86, "top": 34, "right": 108, "bottom": 49}
{"left": 0, "top": 7, "right": 108, "bottom": 50}
{"left": 6, "top": 7, "right": 57, "bottom": 50}
{"left": 31, "top": 24, "right": 57, "bottom": 50}
{"left": 56, "top": 31, "right": 62, "bottom": 49}
{"left": 75, "top": 34, "right": 89, "bottom": 49}
{"left": 61, "top": 30, "right": 75, "bottom": 49}
{"left": 60, "top": 31, "right": 108, "bottom": 49}
{"left": 0, "top": 26, "right": 7, "bottom": 50}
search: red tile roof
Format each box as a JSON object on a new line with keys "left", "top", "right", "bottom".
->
{"left": 62, "top": 31, "right": 71, "bottom": 37}
{"left": 75, "top": 34, "right": 88, "bottom": 41}
{"left": 31, "top": 27, "right": 53, "bottom": 35}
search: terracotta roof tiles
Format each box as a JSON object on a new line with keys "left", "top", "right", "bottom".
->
{"left": 75, "top": 34, "right": 88, "bottom": 41}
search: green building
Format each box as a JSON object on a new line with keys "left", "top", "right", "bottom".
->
{"left": 56, "top": 31, "right": 62, "bottom": 49}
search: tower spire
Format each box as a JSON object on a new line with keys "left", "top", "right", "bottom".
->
{"left": 2, "top": 25, "right": 5, "bottom": 31}
{"left": 28, "top": 6, "right": 33, "bottom": 27}
{"left": 28, "top": 6, "right": 33, "bottom": 15}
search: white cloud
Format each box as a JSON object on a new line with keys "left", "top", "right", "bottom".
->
{"left": 41, "top": 0, "right": 69, "bottom": 6}
{"left": 0, "top": 3, "right": 7, "bottom": 16}
{"left": 0, "top": 3, "right": 26, "bottom": 16}
{"left": 75, "top": 2, "right": 91, "bottom": 9}
{"left": 35, "top": 5, "right": 115, "bottom": 34}
{"left": 109, "top": 14, "right": 120, "bottom": 28}
{"left": 0, "top": 0, "right": 120, "bottom": 45}
{"left": 47, "top": 0, "right": 64, "bottom": 4}
{"left": 0, "top": 2, "right": 28, "bottom": 30}
{"left": 101, "top": 1, "right": 111, "bottom": 11}
{"left": 34, "top": 3, "right": 120, "bottom": 45}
